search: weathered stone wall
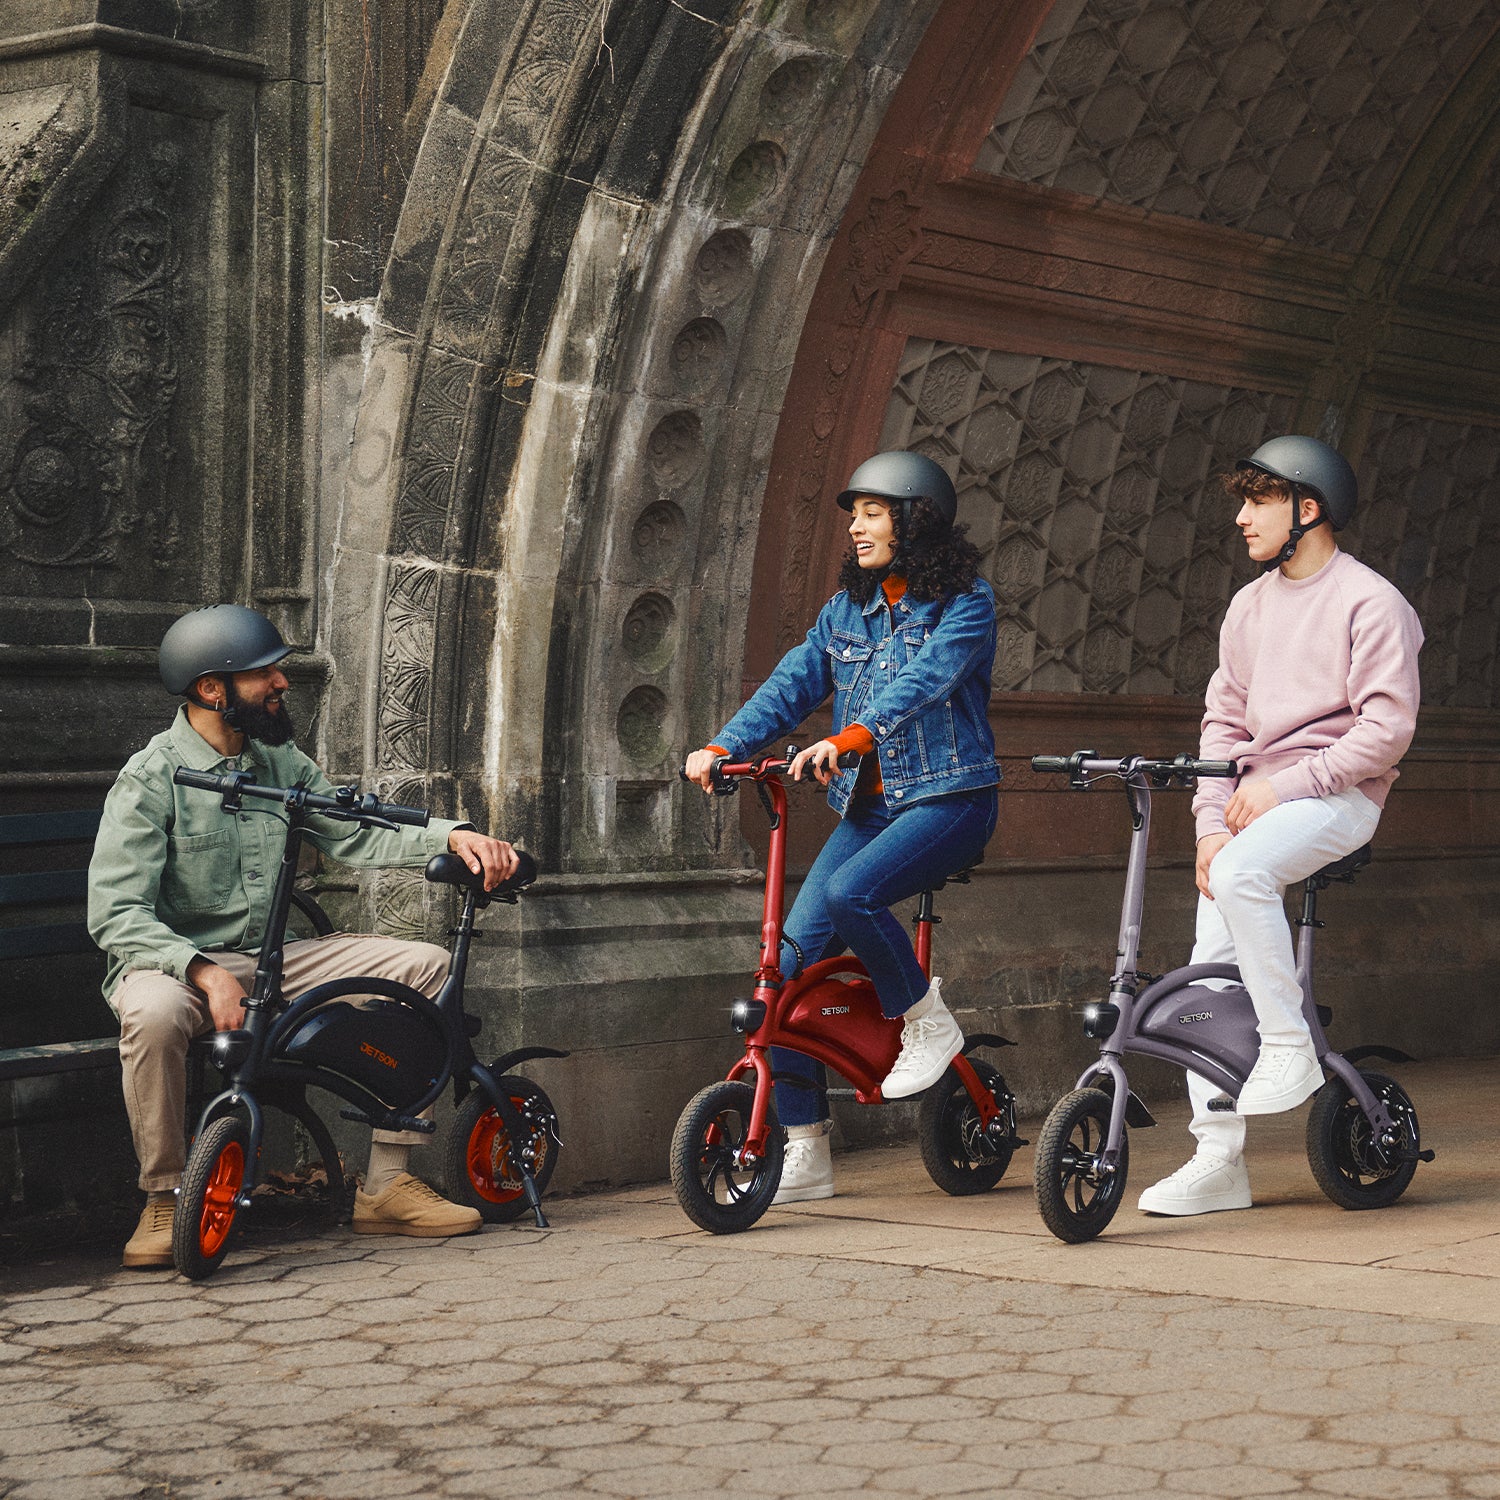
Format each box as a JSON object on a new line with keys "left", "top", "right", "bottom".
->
{"left": 3, "top": 0, "right": 1498, "bottom": 1221}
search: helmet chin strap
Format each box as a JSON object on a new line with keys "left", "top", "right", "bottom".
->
{"left": 1264, "top": 495, "right": 1326, "bottom": 572}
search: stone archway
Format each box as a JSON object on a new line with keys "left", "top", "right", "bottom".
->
{"left": 325, "top": 0, "right": 953, "bottom": 1181}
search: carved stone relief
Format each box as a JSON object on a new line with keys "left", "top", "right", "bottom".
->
{"left": 977, "top": 0, "right": 1495, "bottom": 250}
{"left": 1353, "top": 410, "right": 1500, "bottom": 709}
{"left": 0, "top": 139, "right": 183, "bottom": 579}
{"left": 880, "top": 338, "right": 1295, "bottom": 694}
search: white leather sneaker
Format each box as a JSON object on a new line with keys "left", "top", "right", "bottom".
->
{"left": 881, "top": 979, "right": 964, "bottom": 1100}
{"left": 1236, "top": 1041, "right": 1323, "bottom": 1115}
{"left": 1137, "top": 1154, "right": 1251, "bottom": 1216}
{"left": 773, "top": 1120, "right": 834, "bottom": 1204}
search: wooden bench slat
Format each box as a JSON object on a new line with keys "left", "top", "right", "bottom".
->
{"left": 0, "top": 869, "right": 87, "bottom": 908}
{"left": 0, "top": 921, "right": 96, "bottom": 961}
{"left": 0, "top": 810, "right": 103, "bottom": 848}
{"left": 0, "top": 1039, "right": 120, "bottom": 1081}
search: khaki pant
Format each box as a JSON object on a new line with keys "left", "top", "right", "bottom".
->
{"left": 110, "top": 934, "right": 449, "bottom": 1192}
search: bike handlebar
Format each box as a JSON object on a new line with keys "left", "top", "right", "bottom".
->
{"left": 679, "top": 745, "right": 862, "bottom": 793}
{"left": 1029, "top": 751, "right": 1238, "bottom": 784}
{"left": 173, "top": 768, "right": 432, "bottom": 827}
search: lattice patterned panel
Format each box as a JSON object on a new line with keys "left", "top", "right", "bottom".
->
{"left": 878, "top": 340, "right": 1293, "bottom": 696}
{"left": 1351, "top": 412, "right": 1500, "bottom": 708}
{"left": 1430, "top": 171, "right": 1500, "bottom": 289}
{"left": 976, "top": 0, "right": 1494, "bottom": 250}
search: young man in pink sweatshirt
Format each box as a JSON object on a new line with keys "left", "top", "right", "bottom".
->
{"left": 1138, "top": 435, "right": 1424, "bottom": 1217}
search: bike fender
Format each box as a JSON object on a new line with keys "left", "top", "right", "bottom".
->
{"left": 963, "top": 1032, "right": 1017, "bottom": 1051}
{"left": 489, "top": 1046, "right": 570, "bottom": 1073}
{"left": 1080, "top": 1068, "right": 1157, "bottom": 1129}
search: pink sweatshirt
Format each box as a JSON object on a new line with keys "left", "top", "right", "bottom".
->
{"left": 1193, "top": 549, "right": 1424, "bottom": 842}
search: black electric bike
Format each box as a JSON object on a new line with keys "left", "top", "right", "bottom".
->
{"left": 169, "top": 768, "right": 566, "bottom": 1278}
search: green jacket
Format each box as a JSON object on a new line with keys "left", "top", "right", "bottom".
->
{"left": 87, "top": 707, "right": 465, "bottom": 999}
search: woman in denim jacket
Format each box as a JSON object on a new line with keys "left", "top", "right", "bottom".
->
{"left": 684, "top": 451, "right": 1001, "bottom": 1202}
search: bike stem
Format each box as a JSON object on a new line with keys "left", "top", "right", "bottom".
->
{"left": 753, "top": 775, "right": 791, "bottom": 990}
{"left": 1112, "top": 773, "right": 1153, "bottom": 993}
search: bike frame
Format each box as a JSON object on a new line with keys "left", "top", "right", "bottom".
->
{"left": 176, "top": 769, "right": 562, "bottom": 1226}
{"left": 709, "top": 756, "right": 1003, "bottom": 1163}
{"left": 1054, "top": 756, "right": 1401, "bottom": 1169}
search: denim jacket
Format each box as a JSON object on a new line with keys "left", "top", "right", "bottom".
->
{"left": 714, "top": 579, "right": 1000, "bottom": 816}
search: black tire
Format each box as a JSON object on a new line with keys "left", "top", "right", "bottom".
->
{"left": 1034, "top": 1088, "right": 1129, "bottom": 1243}
{"left": 918, "top": 1058, "right": 1016, "bottom": 1196}
{"left": 173, "top": 1115, "right": 251, "bottom": 1280}
{"left": 670, "top": 1081, "right": 784, "bottom": 1234}
{"left": 443, "top": 1076, "right": 560, "bottom": 1223}
{"left": 1306, "top": 1070, "right": 1420, "bottom": 1211}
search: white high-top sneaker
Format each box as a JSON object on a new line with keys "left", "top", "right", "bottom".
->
{"left": 881, "top": 978, "right": 963, "bottom": 1099}
{"left": 773, "top": 1120, "right": 834, "bottom": 1204}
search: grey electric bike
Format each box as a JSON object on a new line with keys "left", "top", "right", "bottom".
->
{"left": 1029, "top": 751, "right": 1433, "bottom": 1243}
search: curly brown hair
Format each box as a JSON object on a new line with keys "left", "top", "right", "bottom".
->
{"left": 837, "top": 497, "right": 983, "bottom": 604}
{"left": 1219, "top": 465, "right": 1298, "bottom": 506}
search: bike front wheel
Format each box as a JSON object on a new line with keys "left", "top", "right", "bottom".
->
{"left": 1306, "top": 1070, "right": 1420, "bottom": 1210}
{"left": 1034, "top": 1087, "right": 1128, "bottom": 1243}
{"left": 670, "top": 1080, "right": 783, "bottom": 1234}
{"left": 918, "top": 1058, "right": 1016, "bottom": 1196}
{"left": 443, "top": 1075, "right": 560, "bottom": 1223}
{"left": 173, "top": 1115, "right": 251, "bottom": 1280}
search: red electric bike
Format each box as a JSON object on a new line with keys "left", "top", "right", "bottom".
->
{"left": 669, "top": 748, "right": 1023, "bottom": 1233}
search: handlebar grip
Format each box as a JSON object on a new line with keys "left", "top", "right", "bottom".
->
{"left": 1030, "top": 756, "right": 1071, "bottom": 773}
{"left": 173, "top": 768, "right": 234, "bottom": 792}
{"left": 379, "top": 802, "right": 431, "bottom": 827}
{"left": 1193, "top": 760, "right": 1238, "bottom": 778}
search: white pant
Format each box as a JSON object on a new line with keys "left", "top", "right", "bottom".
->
{"left": 1187, "top": 787, "right": 1380, "bottom": 1162}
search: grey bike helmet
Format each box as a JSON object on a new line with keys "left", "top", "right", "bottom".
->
{"left": 159, "top": 604, "right": 290, "bottom": 696}
{"left": 836, "top": 450, "right": 958, "bottom": 530}
{"left": 1237, "top": 435, "right": 1357, "bottom": 531}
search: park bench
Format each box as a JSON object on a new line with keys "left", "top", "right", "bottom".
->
{"left": 0, "top": 806, "right": 335, "bottom": 1106}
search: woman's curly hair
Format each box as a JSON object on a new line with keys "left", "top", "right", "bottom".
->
{"left": 837, "top": 497, "right": 984, "bottom": 603}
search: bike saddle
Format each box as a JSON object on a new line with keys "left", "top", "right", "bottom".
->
{"left": 424, "top": 849, "right": 538, "bottom": 900}
{"left": 1310, "top": 843, "right": 1372, "bottom": 885}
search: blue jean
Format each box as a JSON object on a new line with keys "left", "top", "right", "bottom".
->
{"left": 772, "top": 788, "right": 998, "bottom": 1127}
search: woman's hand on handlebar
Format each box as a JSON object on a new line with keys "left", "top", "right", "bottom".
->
{"left": 682, "top": 748, "right": 720, "bottom": 792}
{"left": 789, "top": 739, "right": 840, "bottom": 785}
{"left": 448, "top": 829, "right": 519, "bottom": 890}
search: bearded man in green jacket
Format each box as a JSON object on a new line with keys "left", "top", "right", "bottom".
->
{"left": 89, "top": 605, "right": 518, "bottom": 1268}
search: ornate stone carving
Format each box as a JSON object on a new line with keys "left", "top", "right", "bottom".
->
{"left": 693, "top": 230, "right": 753, "bottom": 308}
{"left": 977, "top": 0, "right": 1494, "bottom": 250}
{"left": 721, "top": 141, "right": 787, "bottom": 215}
{"left": 616, "top": 685, "right": 670, "bottom": 768}
{"left": 393, "top": 355, "right": 477, "bottom": 558}
{"left": 377, "top": 562, "right": 441, "bottom": 770}
{"left": 1, "top": 143, "right": 182, "bottom": 571}
{"left": 880, "top": 338, "right": 1294, "bottom": 695}
{"left": 631, "top": 500, "right": 687, "bottom": 573}
{"left": 1353, "top": 409, "right": 1500, "bottom": 709}
{"left": 646, "top": 411, "right": 706, "bottom": 490}
{"left": 621, "top": 592, "right": 676, "bottom": 672}
{"left": 670, "top": 318, "right": 727, "bottom": 397}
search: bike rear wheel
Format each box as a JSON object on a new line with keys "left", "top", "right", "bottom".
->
{"left": 443, "top": 1075, "right": 559, "bottom": 1223}
{"left": 1034, "top": 1087, "right": 1128, "bottom": 1243}
{"left": 173, "top": 1115, "right": 251, "bottom": 1280}
{"left": 918, "top": 1058, "right": 1016, "bottom": 1196}
{"left": 1306, "top": 1070, "right": 1420, "bottom": 1210}
{"left": 670, "top": 1080, "right": 783, "bottom": 1234}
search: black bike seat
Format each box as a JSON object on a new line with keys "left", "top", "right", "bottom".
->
{"left": 424, "top": 849, "right": 538, "bottom": 898}
{"left": 1311, "top": 843, "right": 1372, "bottom": 882}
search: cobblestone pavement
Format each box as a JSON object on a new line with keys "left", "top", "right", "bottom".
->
{"left": 3, "top": 1058, "right": 1498, "bottom": 1499}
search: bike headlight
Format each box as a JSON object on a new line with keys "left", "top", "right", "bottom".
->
{"left": 1082, "top": 1002, "right": 1120, "bottom": 1039}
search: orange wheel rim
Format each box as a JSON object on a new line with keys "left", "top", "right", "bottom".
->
{"left": 198, "top": 1140, "right": 244, "bottom": 1256}
{"left": 466, "top": 1099, "right": 545, "bottom": 1204}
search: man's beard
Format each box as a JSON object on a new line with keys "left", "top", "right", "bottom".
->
{"left": 223, "top": 680, "right": 297, "bottom": 746}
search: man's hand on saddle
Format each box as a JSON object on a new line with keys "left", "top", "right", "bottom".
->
{"left": 188, "top": 956, "right": 248, "bottom": 1032}
{"left": 448, "top": 828, "right": 519, "bottom": 890}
